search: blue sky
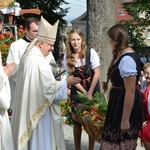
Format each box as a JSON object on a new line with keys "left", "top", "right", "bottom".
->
{"left": 61, "top": 0, "right": 86, "bottom": 24}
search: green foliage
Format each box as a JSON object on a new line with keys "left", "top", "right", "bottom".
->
{"left": 124, "top": 24, "right": 147, "bottom": 49}
{"left": 96, "top": 92, "right": 108, "bottom": 117}
{"left": 8, "top": 0, "right": 16, "bottom": 8}
{"left": 15, "top": 0, "right": 70, "bottom": 61}
{"left": 60, "top": 98, "right": 73, "bottom": 125}
{"left": 121, "top": 1, "right": 150, "bottom": 49}
{"left": 75, "top": 91, "right": 108, "bottom": 116}
{"left": 16, "top": 0, "right": 69, "bottom": 24}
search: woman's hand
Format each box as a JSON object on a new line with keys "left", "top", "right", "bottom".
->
{"left": 121, "top": 119, "right": 130, "bottom": 132}
{"left": 86, "top": 92, "right": 92, "bottom": 100}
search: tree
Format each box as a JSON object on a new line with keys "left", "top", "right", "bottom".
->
{"left": 122, "top": 0, "right": 150, "bottom": 51}
{"left": 15, "top": 0, "right": 69, "bottom": 61}
{"left": 86, "top": 0, "right": 116, "bottom": 92}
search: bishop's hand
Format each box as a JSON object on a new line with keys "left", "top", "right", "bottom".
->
{"left": 66, "top": 76, "right": 81, "bottom": 86}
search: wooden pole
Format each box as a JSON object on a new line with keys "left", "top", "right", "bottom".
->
{"left": 8, "top": 9, "right": 41, "bottom": 24}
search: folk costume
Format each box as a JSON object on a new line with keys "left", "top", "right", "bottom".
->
{"left": 64, "top": 47, "right": 100, "bottom": 124}
{"left": 0, "top": 53, "right": 14, "bottom": 150}
{"left": 70, "top": 47, "right": 100, "bottom": 105}
{"left": 101, "top": 52, "right": 143, "bottom": 150}
{"left": 11, "top": 17, "right": 67, "bottom": 150}
{"left": 139, "top": 80, "right": 150, "bottom": 143}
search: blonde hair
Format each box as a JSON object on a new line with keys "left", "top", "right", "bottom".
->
{"left": 143, "top": 62, "right": 150, "bottom": 70}
{"left": 66, "top": 28, "right": 86, "bottom": 72}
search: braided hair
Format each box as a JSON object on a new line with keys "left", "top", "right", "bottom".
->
{"left": 103, "top": 24, "right": 129, "bottom": 93}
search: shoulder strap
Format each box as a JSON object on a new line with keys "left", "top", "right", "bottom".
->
{"left": 86, "top": 46, "right": 91, "bottom": 64}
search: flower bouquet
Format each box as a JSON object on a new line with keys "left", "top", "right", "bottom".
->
{"left": 75, "top": 91, "right": 108, "bottom": 142}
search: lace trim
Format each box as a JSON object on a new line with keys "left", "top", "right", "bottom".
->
{"left": 101, "top": 139, "right": 137, "bottom": 150}
{"left": 101, "top": 124, "right": 140, "bottom": 149}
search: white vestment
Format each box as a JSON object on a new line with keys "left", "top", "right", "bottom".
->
{"left": 11, "top": 46, "right": 67, "bottom": 150}
{"left": 6, "top": 39, "right": 60, "bottom": 110}
{"left": 6, "top": 38, "right": 29, "bottom": 110}
{"left": 0, "top": 53, "right": 14, "bottom": 150}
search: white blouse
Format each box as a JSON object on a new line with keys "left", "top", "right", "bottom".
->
{"left": 118, "top": 52, "right": 137, "bottom": 78}
{"left": 63, "top": 48, "right": 100, "bottom": 72}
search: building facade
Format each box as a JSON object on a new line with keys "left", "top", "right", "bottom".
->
{"left": 71, "top": 0, "right": 150, "bottom": 47}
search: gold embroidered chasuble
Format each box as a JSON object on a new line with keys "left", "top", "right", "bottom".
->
{"left": 11, "top": 46, "right": 66, "bottom": 150}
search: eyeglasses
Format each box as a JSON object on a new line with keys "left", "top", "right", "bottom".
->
{"left": 44, "top": 41, "right": 54, "bottom": 48}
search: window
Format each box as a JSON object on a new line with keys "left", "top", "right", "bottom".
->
{"left": 146, "top": 29, "right": 150, "bottom": 40}
{"left": 118, "top": 9, "right": 125, "bottom": 16}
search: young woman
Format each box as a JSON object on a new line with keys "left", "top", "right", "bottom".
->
{"left": 101, "top": 24, "right": 143, "bottom": 150}
{"left": 63, "top": 28, "right": 100, "bottom": 150}
{"left": 139, "top": 62, "right": 150, "bottom": 150}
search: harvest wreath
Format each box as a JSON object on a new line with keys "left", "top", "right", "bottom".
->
{"left": 75, "top": 91, "right": 108, "bottom": 142}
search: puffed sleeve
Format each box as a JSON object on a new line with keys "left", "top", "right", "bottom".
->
{"left": 119, "top": 56, "right": 137, "bottom": 78}
{"left": 90, "top": 48, "right": 100, "bottom": 69}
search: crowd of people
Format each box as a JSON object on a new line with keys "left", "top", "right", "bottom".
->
{"left": 0, "top": 10, "right": 149, "bottom": 150}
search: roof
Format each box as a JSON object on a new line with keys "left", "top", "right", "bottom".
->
{"left": 71, "top": 12, "right": 87, "bottom": 24}
{"left": 71, "top": 0, "right": 134, "bottom": 24}
{"left": 116, "top": 0, "right": 134, "bottom": 21}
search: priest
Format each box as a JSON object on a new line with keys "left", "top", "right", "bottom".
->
{"left": 11, "top": 16, "right": 81, "bottom": 150}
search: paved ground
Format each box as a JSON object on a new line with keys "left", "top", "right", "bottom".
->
{"left": 63, "top": 124, "right": 145, "bottom": 150}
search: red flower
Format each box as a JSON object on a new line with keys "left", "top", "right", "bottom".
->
{"left": 2, "top": 43, "right": 9, "bottom": 49}
{"left": 6, "top": 31, "right": 11, "bottom": 36}
{"left": 1, "top": 51, "right": 4, "bottom": 55}
{"left": 0, "top": 25, "right": 25, "bottom": 62}
{"left": 0, "top": 34, "right": 5, "bottom": 39}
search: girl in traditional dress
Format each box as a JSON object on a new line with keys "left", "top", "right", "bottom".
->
{"left": 101, "top": 24, "right": 143, "bottom": 150}
{"left": 63, "top": 28, "right": 100, "bottom": 150}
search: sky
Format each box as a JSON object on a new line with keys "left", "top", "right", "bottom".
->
{"left": 61, "top": 0, "right": 86, "bottom": 24}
